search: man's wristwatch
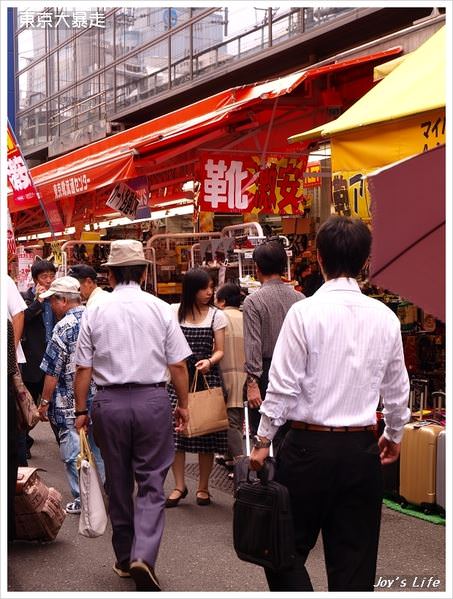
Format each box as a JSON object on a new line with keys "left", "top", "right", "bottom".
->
{"left": 246, "top": 374, "right": 258, "bottom": 385}
{"left": 40, "top": 399, "right": 50, "bottom": 407}
{"left": 252, "top": 435, "right": 271, "bottom": 449}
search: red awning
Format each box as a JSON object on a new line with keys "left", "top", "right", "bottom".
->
{"left": 8, "top": 47, "right": 401, "bottom": 214}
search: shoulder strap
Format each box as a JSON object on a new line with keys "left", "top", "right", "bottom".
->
{"left": 210, "top": 307, "right": 217, "bottom": 328}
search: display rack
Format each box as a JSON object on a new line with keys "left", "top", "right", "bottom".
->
{"left": 61, "top": 240, "right": 114, "bottom": 290}
{"left": 145, "top": 232, "right": 222, "bottom": 299}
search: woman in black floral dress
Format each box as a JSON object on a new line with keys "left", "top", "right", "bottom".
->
{"left": 166, "top": 269, "right": 228, "bottom": 506}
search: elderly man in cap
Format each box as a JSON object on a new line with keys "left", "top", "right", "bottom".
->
{"left": 67, "top": 264, "right": 110, "bottom": 307}
{"left": 74, "top": 240, "right": 191, "bottom": 592}
{"left": 38, "top": 276, "right": 105, "bottom": 514}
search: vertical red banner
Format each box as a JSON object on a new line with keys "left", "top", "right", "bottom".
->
{"left": 7, "top": 121, "right": 65, "bottom": 233}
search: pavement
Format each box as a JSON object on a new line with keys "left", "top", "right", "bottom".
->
{"left": 7, "top": 421, "right": 446, "bottom": 594}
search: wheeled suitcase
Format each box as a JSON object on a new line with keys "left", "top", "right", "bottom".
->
{"left": 233, "top": 402, "right": 295, "bottom": 571}
{"left": 399, "top": 421, "right": 443, "bottom": 511}
{"left": 436, "top": 429, "right": 446, "bottom": 513}
{"left": 15, "top": 467, "right": 66, "bottom": 542}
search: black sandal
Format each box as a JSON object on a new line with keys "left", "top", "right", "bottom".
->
{"left": 165, "top": 487, "right": 188, "bottom": 508}
{"left": 196, "top": 489, "right": 211, "bottom": 506}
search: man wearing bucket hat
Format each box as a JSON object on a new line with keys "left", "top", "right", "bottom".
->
{"left": 38, "top": 276, "right": 105, "bottom": 514}
{"left": 74, "top": 240, "right": 191, "bottom": 592}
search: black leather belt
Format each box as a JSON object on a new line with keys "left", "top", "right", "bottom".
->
{"left": 292, "top": 421, "right": 377, "bottom": 433}
{"left": 97, "top": 382, "right": 166, "bottom": 391}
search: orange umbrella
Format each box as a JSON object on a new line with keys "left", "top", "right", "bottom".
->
{"left": 368, "top": 144, "right": 445, "bottom": 322}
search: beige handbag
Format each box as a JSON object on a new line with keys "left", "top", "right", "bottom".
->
{"left": 77, "top": 428, "right": 108, "bottom": 538}
{"left": 182, "top": 370, "right": 229, "bottom": 438}
{"left": 13, "top": 370, "right": 40, "bottom": 431}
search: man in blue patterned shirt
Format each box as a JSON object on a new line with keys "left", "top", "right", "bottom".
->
{"left": 38, "top": 276, "right": 105, "bottom": 514}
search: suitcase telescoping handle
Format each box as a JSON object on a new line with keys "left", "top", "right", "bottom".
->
{"left": 431, "top": 391, "right": 446, "bottom": 421}
{"left": 410, "top": 378, "right": 429, "bottom": 421}
{"left": 243, "top": 400, "right": 274, "bottom": 458}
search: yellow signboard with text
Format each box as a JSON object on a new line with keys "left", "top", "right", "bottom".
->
{"left": 331, "top": 108, "right": 445, "bottom": 218}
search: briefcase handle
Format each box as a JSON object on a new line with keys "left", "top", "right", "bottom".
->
{"left": 249, "top": 458, "right": 275, "bottom": 485}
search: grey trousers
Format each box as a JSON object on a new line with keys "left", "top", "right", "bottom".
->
{"left": 91, "top": 386, "right": 174, "bottom": 568}
{"left": 227, "top": 407, "right": 244, "bottom": 459}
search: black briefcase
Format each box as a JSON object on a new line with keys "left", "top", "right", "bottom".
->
{"left": 233, "top": 460, "right": 296, "bottom": 571}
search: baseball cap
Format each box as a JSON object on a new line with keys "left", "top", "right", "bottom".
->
{"left": 68, "top": 264, "right": 98, "bottom": 281}
{"left": 39, "top": 276, "right": 80, "bottom": 299}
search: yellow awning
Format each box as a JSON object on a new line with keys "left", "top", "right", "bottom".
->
{"left": 289, "top": 25, "right": 445, "bottom": 143}
{"left": 373, "top": 54, "right": 408, "bottom": 81}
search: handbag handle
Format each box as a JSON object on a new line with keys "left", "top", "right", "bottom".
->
{"left": 190, "top": 368, "right": 211, "bottom": 394}
{"left": 78, "top": 428, "right": 94, "bottom": 467}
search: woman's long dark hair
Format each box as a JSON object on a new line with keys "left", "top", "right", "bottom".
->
{"left": 178, "top": 268, "right": 214, "bottom": 322}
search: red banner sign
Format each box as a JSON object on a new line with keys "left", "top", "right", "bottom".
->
{"left": 7, "top": 123, "right": 41, "bottom": 207}
{"left": 7, "top": 122, "right": 65, "bottom": 233}
{"left": 303, "top": 162, "right": 321, "bottom": 188}
{"left": 198, "top": 153, "right": 308, "bottom": 215}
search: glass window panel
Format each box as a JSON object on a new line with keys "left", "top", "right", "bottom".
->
{"left": 18, "top": 72, "right": 30, "bottom": 111}
{"left": 47, "top": 24, "right": 58, "bottom": 50}
{"left": 115, "top": 59, "right": 145, "bottom": 111}
{"left": 17, "top": 27, "right": 46, "bottom": 70}
{"left": 130, "top": 42, "right": 169, "bottom": 105}
{"left": 18, "top": 60, "right": 46, "bottom": 110}
{"left": 55, "top": 8, "right": 74, "bottom": 43}
{"left": 115, "top": 8, "right": 142, "bottom": 59}
{"left": 48, "top": 51, "right": 59, "bottom": 94}
{"left": 58, "top": 93, "right": 76, "bottom": 135}
{"left": 58, "top": 42, "right": 75, "bottom": 89}
{"left": 49, "top": 98, "right": 60, "bottom": 139}
{"left": 76, "top": 28, "right": 100, "bottom": 81}
{"left": 17, "top": 106, "right": 48, "bottom": 149}
{"left": 101, "top": 13, "right": 115, "bottom": 66}
{"left": 192, "top": 11, "right": 224, "bottom": 55}
{"left": 77, "top": 82, "right": 100, "bottom": 127}
{"left": 103, "top": 67, "right": 116, "bottom": 114}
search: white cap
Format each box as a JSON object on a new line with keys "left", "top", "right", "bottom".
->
{"left": 39, "top": 276, "right": 81, "bottom": 299}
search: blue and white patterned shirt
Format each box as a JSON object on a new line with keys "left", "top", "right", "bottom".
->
{"left": 40, "top": 305, "right": 96, "bottom": 426}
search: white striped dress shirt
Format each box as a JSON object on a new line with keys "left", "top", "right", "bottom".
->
{"left": 75, "top": 282, "right": 191, "bottom": 386}
{"left": 258, "top": 278, "right": 410, "bottom": 444}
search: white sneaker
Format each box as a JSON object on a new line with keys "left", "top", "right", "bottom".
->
{"left": 65, "top": 499, "right": 81, "bottom": 514}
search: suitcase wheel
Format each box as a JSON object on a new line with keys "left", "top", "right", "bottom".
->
{"left": 421, "top": 503, "right": 434, "bottom": 515}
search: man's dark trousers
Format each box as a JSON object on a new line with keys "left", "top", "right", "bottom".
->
{"left": 265, "top": 428, "right": 383, "bottom": 592}
{"left": 91, "top": 385, "right": 174, "bottom": 568}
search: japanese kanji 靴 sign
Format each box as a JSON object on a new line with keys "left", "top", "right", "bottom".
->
{"left": 198, "top": 153, "right": 308, "bottom": 215}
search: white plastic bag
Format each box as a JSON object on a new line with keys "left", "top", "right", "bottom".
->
{"left": 77, "top": 428, "right": 108, "bottom": 538}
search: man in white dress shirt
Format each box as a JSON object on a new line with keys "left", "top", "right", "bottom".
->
{"left": 74, "top": 240, "right": 191, "bottom": 592}
{"left": 250, "top": 215, "right": 410, "bottom": 592}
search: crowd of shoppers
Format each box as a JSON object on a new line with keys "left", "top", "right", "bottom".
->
{"left": 7, "top": 216, "right": 409, "bottom": 593}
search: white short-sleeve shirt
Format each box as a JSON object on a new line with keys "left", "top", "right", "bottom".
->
{"left": 171, "top": 304, "right": 228, "bottom": 330}
{"left": 7, "top": 275, "right": 27, "bottom": 363}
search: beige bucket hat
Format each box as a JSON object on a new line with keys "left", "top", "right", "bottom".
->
{"left": 102, "top": 239, "right": 151, "bottom": 266}
{"left": 39, "top": 276, "right": 80, "bottom": 299}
